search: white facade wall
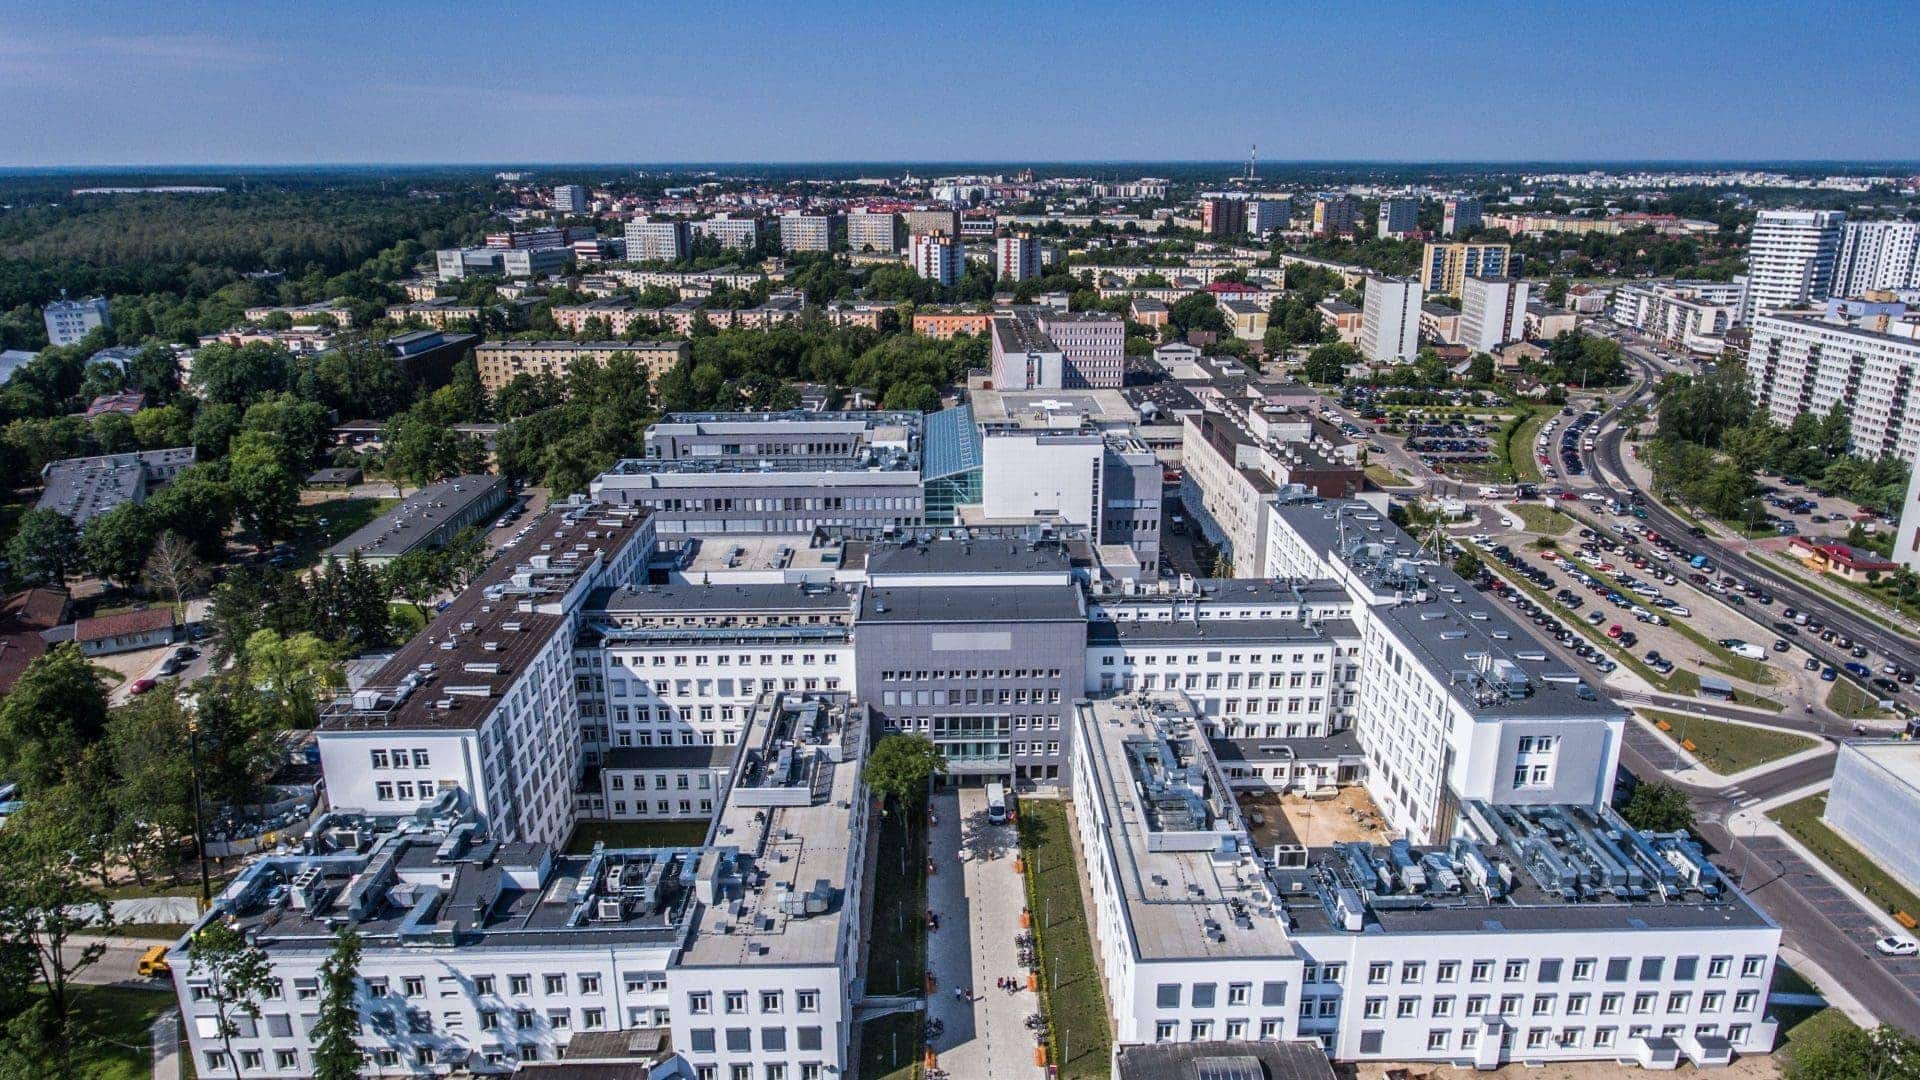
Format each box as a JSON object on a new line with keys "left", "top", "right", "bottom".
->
{"left": 1360, "top": 276, "right": 1422, "bottom": 364}
{"left": 1459, "top": 277, "right": 1530, "bottom": 352}
{"left": 1834, "top": 220, "right": 1920, "bottom": 298}
{"left": 909, "top": 233, "right": 961, "bottom": 285}
{"left": 668, "top": 966, "right": 850, "bottom": 1080}
{"left": 1742, "top": 209, "right": 1845, "bottom": 319}
{"left": 1747, "top": 313, "right": 1920, "bottom": 461}
{"left": 177, "top": 937, "right": 678, "bottom": 1076}
{"left": 576, "top": 642, "right": 853, "bottom": 752}
{"left": 980, "top": 431, "right": 1101, "bottom": 527}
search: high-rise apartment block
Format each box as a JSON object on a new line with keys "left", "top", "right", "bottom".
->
{"left": 1376, "top": 197, "right": 1420, "bottom": 237}
{"left": 1748, "top": 309, "right": 1920, "bottom": 461}
{"left": 1741, "top": 209, "right": 1845, "bottom": 320}
{"left": 901, "top": 209, "right": 961, "bottom": 238}
{"left": 552, "top": 184, "right": 589, "bottom": 213}
{"left": 846, "top": 209, "right": 901, "bottom": 253}
{"left": 43, "top": 295, "right": 110, "bottom": 346}
{"left": 1246, "top": 197, "right": 1292, "bottom": 236}
{"left": 1833, "top": 220, "right": 1920, "bottom": 298}
{"left": 625, "top": 218, "right": 691, "bottom": 262}
{"left": 779, "top": 212, "right": 844, "bottom": 253}
{"left": 1421, "top": 242, "right": 1510, "bottom": 296}
{"left": 1360, "top": 275, "right": 1422, "bottom": 364}
{"left": 1442, "top": 196, "right": 1482, "bottom": 235}
{"left": 995, "top": 231, "right": 1042, "bottom": 281}
{"left": 908, "top": 233, "right": 962, "bottom": 286}
{"left": 1202, "top": 197, "right": 1249, "bottom": 237}
{"left": 1459, "top": 275, "right": 1531, "bottom": 351}
{"left": 1312, "top": 194, "right": 1360, "bottom": 237}
{"left": 689, "top": 213, "right": 762, "bottom": 251}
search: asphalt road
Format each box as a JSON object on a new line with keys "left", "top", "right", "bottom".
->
{"left": 1580, "top": 331, "right": 1920, "bottom": 1035}
{"left": 1580, "top": 347, "right": 1920, "bottom": 693}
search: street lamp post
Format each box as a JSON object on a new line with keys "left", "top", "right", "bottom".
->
{"left": 187, "top": 717, "right": 212, "bottom": 911}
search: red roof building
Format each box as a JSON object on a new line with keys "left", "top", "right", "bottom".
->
{"left": 1788, "top": 537, "right": 1899, "bottom": 582}
{"left": 0, "top": 588, "right": 71, "bottom": 695}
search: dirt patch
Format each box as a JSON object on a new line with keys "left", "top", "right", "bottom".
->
{"left": 1238, "top": 786, "right": 1398, "bottom": 848}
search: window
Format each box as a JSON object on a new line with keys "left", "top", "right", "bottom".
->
{"left": 762, "top": 1027, "right": 786, "bottom": 1051}
{"left": 1640, "top": 958, "right": 1665, "bottom": 981}
{"left": 1674, "top": 956, "right": 1699, "bottom": 981}
{"left": 1600, "top": 992, "right": 1623, "bottom": 1015}
{"left": 1533, "top": 994, "right": 1555, "bottom": 1016}
{"left": 1633, "top": 992, "right": 1657, "bottom": 1015}
{"left": 276, "top": 1050, "right": 299, "bottom": 1069}
{"left": 1401, "top": 961, "right": 1424, "bottom": 983}
{"left": 544, "top": 975, "right": 565, "bottom": 995}
{"left": 547, "top": 1009, "right": 570, "bottom": 1029}
{"left": 725, "top": 1029, "right": 751, "bottom": 1053}
{"left": 1189, "top": 1020, "right": 1212, "bottom": 1040}
{"left": 1428, "top": 1029, "right": 1450, "bottom": 1051}
{"left": 689, "top": 992, "right": 711, "bottom": 1015}
{"left": 1470, "top": 960, "right": 1493, "bottom": 983}
{"left": 1527, "top": 1027, "right": 1549, "bottom": 1049}
{"left": 1500, "top": 994, "right": 1522, "bottom": 1016}
{"left": 796, "top": 1026, "right": 822, "bottom": 1051}
{"left": 1504, "top": 960, "right": 1528, "bottom": 982}
{"left": 511, "top": 975, "right": 531, "bottom": 995}
{"left": 1397, "top": 997, "right": 1419, "bottom": 1018}
{"left": 1261, "top": 981, "right": 1287, "bottom": 1007}
{"left": 690, "top": 1029, "right": 715, "bottom": 1053}
{"left": 1538, "top": 958, "right": 1563, "bottom": 983}
{"left": 1572, "top": 958, "right": 1596, "bottom": 981}
{"left": 1436, "top": 961, "right": 1459, "bottom": 983}
{"left": 1156, "top": 984, "right": 1181, "bottom": 1009}
{"left": 797, "top": 990, "right": 819, "bottom": 1013}
{"left": 1192, "top": 983, "right": 1216, "bottom": 1008}
{"left": 1708, "top": 956, "right": 1731, "bottom": 979}
{"left": 241, "top": 1051, "right": 263, "bottom": 1071}
{"left": 1741, "top": 955, "right": 1766, "bottom": 979}
{"left": 1155, "top": 1021, "right": 1177, "bottom": 1042}
{"left": 1368, "top": 962, "right": 1391, "bottom": 985}
{"left": 1227, "top": 983, "right": 1250, "bottom": 1006}
{"left": 725, "top": 991, "right": 748, "bottom": 1014}
{"left": 1465, "top": 996, "right": 1488, "bottom": 1017}
{"left": 1433, "top": 996, "right": 1454, "bottom": 1017}
{"left": 583, "top": 1008, "right": 605, "bottom": 1030}
{"left": 1568, "top": 993, "right": 1589, "bottom": 1015}
{"left": 1667, "top": 991, "right": 1692, "bottom": 1013}
{"left": 1363, "top": 997, "right": 1386, "bottom": 1020}
{"left": 474, "top": 976, "right": 495, "bottom": 995}
{"left": 1734, "top": 990, "right": 1758, "bottom": 1012}
{"left": 761, "top": 990, "right": 782, "bottom": 1013}
{"left": 1702, "top": 991, "right": 1725, "bottom": 1012}
{"left": 1596, "top": 1026, "right": 1617, "bottom": 1048}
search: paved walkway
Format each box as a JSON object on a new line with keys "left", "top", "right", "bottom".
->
{"left": 924, "top": 787, "right": 1045, "bottom": 1080}
{"left": 152, "top": 1009, "right": 180, "bottom": 1080}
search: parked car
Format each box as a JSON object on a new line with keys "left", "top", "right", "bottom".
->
{"left": 1875, "top": 935, "right": 1920, "bottom": 957}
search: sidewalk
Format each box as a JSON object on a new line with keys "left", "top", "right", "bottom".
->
{"left": 1625, "top": 711, "right": 1832, "bottom": 791}
{"left": 924, "top": 788, "right": 1044, "bottom": 1080}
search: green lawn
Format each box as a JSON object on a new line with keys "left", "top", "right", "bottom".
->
{"left": 1827, "top": 678, "right": 1893, "bottom": 720}
{"left": 389, "top": 602, "right": 429, "bottom": 642}
{"left": 1364, "top": 463, "right": 1411, "bottom": 488}
{"left": 99, "top": 921, "right": 195, "bottom": 940}
{"left": 1772, "top": 1006, "right": 1856, "bottom": 1064}
{"left": 30, "top": 985, "right": 175, "bottom": 1080}
{"left": 1771, "top": 792, "right": 1920, "bottom": 923}
{"left": 563, "top": 819, "right": 710, "bottom": 853}
{"left": 1501, "top": 408, "right": 1547, "bottom": 483}
{"left": 1509, "top": 502, "right": 1573, "bottom": 536}
{"left": 1638, "top": 710, "right": 1817, "bottom": 775}
{"left": 1019, "top": 801, "right": 1111, "bottom": 1079}
{"left": 287, "top": 496, "right": 401, "bottom": 569}
{"left": 857, "top": 806, "right": 928, "bottom": 1080}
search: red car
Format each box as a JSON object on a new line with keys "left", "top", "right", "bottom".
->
{"left": 130, "top": 677, "right": 157, "bottom": 695}
{"left": 1558, "top": 492, "right": 1578, "bottom": 500}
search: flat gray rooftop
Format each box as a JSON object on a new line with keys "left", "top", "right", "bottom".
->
{"left": 860, "top": 583, "right": 1085, "bottom": 624}
{"left": 325, "top": 474, "right": 504, "bottom": 561}
{"left": 864, "top": 537, "right": 1074, "bottom": 579}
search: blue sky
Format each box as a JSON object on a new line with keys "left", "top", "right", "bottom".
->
{"left": 3, "top": 1, "right": 1915, "bottom": 166}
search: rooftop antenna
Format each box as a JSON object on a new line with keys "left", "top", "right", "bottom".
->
{"left": 1246, "top": 145, "right": 1258, "bottom": 182}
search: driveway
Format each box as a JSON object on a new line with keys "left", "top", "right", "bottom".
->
{"left": 924, "top": 787, "right": 1045, "bottom": 1080}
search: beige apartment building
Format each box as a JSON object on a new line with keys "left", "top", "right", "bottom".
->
{"left": 474, "top": 340, "right": 688, "bottom": 395}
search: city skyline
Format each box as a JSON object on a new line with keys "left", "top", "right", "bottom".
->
{"left": 4, "top": 0, "right": 1917, "bottom": 166}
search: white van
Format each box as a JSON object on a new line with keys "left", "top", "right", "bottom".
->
{"left": 986, "top": 782, "right": 1008, "bottom": 825}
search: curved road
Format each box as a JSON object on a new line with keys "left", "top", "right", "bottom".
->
{"left": 1578, "top": 346, "right": 1919, "bottom": 706}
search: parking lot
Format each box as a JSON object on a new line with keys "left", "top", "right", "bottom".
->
{"left": 1466, "top": 506, "right": 1879, "bottom": 714}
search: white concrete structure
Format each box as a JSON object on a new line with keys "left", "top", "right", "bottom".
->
{"left": 1459, "top": 276, "right": 1530, "bottom": 352}
{"left": 552, "top": 184, "right": 589, "bottom": 213}
{"left": 1833, "top": 220, "right": 1920, "bottom": 298}
{"left": 1610, "top": 279, "right": 1746, "bottom": 355}
{"left": 1742, "top": 209, "right": 1845, "bottom": 320}
{"left": 1748, "top": 310, "right": 1920, "bottom": 461}
{"left": 690, "top": 214, "right": 762, "bottom": 251}
{"left": 909, "top": 232, "right": 962, "bottom": 286}
{"left": 995, "top": 231, "right": 1042, "bottom": 282}
{"left": 43, "top": 295, "right": 110, "bottom": 346}
{"left": 1247, "top": 198, "right": 1292, "bottom": 236}
{"left": 980, "top": 428, "right": 1102, "bottom": 528}
{"left": 1896, "top": 464, "right": 1920, "bottom": 573}
{"left": 1070, "top": 695, "right": 1778, "bottom": 1069}
{"left": 625, "top": 218, "right": 691, "bottom": 263}
{"left": 846, "top": 209, "right": 899, "bottom": 253}
{"left": 316, "top": 499, "right": 655, "bottom": 848}
{"left": 1360, "top": 275, "right": 1422, "bottom": 364}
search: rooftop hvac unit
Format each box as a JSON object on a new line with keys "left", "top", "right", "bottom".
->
{"left": 595, "top": 898, "right": 624, "bottom": 921}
